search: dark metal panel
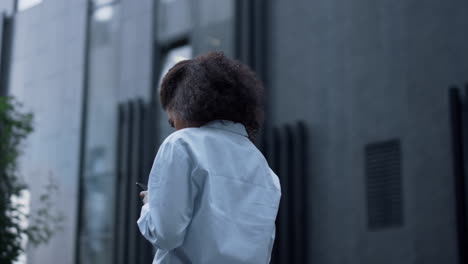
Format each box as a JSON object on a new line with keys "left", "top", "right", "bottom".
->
{"left": 113, "top": 100, "right": 157, "bottom": 263}
{"left": 270, "top": 127, "right": 283, "bottom": 263}
{"left": 464, "top": 85, "right": 468, "bottom": 227}
{"left": 143, "top": 101, "right": 160, "bottom": 260}
{"left": 449, "top": 87, "right": 468, "bottom": 264}
{"left": 136, "top": 102, "right": 147, "bottom": 264}
{"left": 113, "top": 104, "right": 124, "bottom": 264}
{"left": 266, "top": 122, "right": 308, "bottom": 264}
{"left": 127, "top": 101, "right": 141, "bottom": 262}
{"left": 277, "top": 126, "right": 290, "bottom": 264}
{"left": 75, "top": 2, "right": 92, "bottom": 262}
{"left": 115, "top": 103, "right": 132, "bottom": 264}
{"left": 365, "top": 139, "right": 403, "bottom": 230}
{"left": 132, "top": 100, "right": 146, "bottom": 264}
{"left": 137, "top": 101, "right": 154, "bottom": 263}
{"left": 0, "top": 13, "right": 13, "bottom": 96}
{"left": 284, "top": 125, "right": 298, "bottom": 263}
{"left": 122, "top": 102, "right": 134, "bottom": 263}
{"left": 293, "top": 121, "right": 308, "bottom": 263}
{"left": 299, "top": 122, "right": 309, "bottom": 263}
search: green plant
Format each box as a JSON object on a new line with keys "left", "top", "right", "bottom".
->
{"left": 0, "top": 96, "right": 63, "bottom": 263}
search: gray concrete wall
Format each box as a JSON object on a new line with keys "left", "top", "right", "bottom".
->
{"left": 7, "top": 0, "right": 87, "bottom": 263}
{"left": 269, "top": 0, "right": 468, "bottom": 263}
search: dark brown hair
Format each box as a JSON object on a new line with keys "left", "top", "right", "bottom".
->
{"left": 160, "top": 52, "right": 265, "bottom": 141}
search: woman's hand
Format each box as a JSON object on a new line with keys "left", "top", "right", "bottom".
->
{"left": 140, "top": 191, "right": 148, "bottom": 204}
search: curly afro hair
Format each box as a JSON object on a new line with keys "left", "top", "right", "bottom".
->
{"left": 159, "top": 52, "right": 265, "bottom": 142}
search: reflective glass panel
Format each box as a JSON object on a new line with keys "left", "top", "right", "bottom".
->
{"left": 78, "top": 4, "right": 120, "bottom": 264}
{"left": 17, "top": 0, "right": 42, "bottom": 11}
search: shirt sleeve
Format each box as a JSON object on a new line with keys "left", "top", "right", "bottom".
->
{"left": 137, "top": 140, "right": 195, "bottom": 250}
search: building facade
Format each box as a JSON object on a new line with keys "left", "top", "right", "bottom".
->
{"left": 1, "top": 0, "right": 467, "bottom": 263}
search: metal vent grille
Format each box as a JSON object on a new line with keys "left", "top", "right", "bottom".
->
{"left": 365, "top": 139, "right": 403, "bottom": 230}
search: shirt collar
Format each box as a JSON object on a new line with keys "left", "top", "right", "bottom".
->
{"left": 201, "top": 120, "right": 248, "bottom": 137}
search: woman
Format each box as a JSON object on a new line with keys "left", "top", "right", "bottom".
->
{"left": 137, "top": 52, "right": 281, "bottom": 264}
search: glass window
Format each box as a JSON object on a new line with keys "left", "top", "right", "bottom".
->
{"left": 157, "top": 0, "right": 191, "bottom": 44}
{"left": 92, "top": 0, "right": 117, "bottom": 8}
{"left": 192, "top": 0, "right": 236, "bottom": 56}
{"left": 16, "top": 0, "right": 42, "bottom": 11}
{"left": 93, "top": 5, "right": 114, "bottom": 22}
{"left": 78, "top": 4, "right": 120, "bottom": 264}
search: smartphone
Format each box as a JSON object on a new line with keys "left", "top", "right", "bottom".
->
{"left": 136, "top": 182, "right": 147, "bottom": 191}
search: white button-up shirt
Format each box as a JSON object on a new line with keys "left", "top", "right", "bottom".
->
{"left": 137, "top": 119, "right": 281, "bottom": 264}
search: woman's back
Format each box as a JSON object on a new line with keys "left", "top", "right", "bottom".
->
{"left": 137, "top": 120, "right": 281, "bottom": 264}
